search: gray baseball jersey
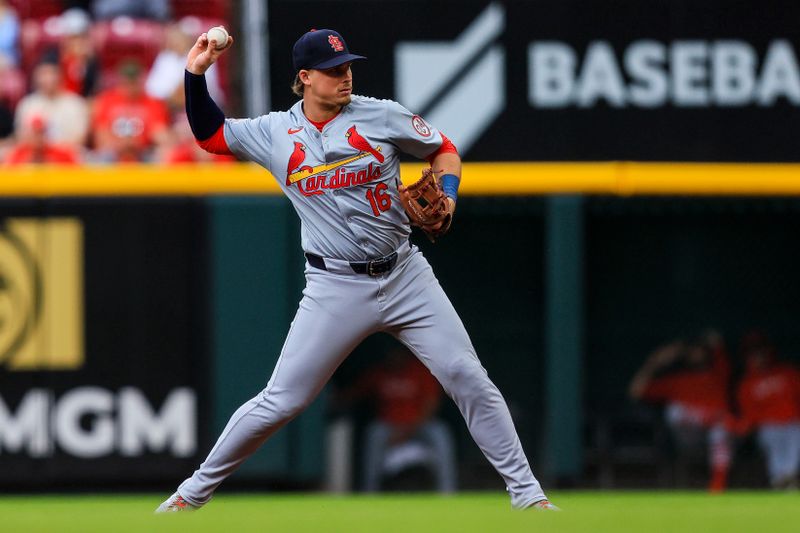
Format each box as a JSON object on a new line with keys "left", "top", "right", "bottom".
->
{"left": 176, "top": 95, "right": 547, "bottom": 509}
{"left": 223, "top": 95, "right": 440, "bottom": 261}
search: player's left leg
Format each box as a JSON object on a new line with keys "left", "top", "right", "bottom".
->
{"left": 787, "top": 423, "right": 800, "bottom": 487}
{"left": 707, "top": 423, "right": 731, "bottom": 492}
{"left": 758, "top": 425, "right": 786, "bottom": 487}
{"left": 759, "top": 423, "right": 800, "bottom": 489}
{"left": 381, "top": 248, "right": 548, "bottom": 509}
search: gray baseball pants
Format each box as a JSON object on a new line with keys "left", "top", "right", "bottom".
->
{"left": 758, "top": 422, "right": 800, "bottom": 486}
{"left": 178, "top": 244, "right": 546, "bottom": 508}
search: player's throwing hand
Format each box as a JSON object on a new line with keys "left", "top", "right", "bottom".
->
{"left": 186, "top": 31, "right": 233, "bottom": 75}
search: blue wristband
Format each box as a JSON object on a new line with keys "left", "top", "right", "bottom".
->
{"left": 440, "top": 174, "right": 460, "bottom": 200}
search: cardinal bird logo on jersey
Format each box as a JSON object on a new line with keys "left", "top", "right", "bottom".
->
{"left": 286, "top": 142, "right": 313, "bottom": 185}
{"left": 285, "top": 127, "right": 385, "bottom": 196}
{"left": 345, "top": 125, "right": 384, "bottom": 163}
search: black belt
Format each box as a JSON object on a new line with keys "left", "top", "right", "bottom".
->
{"left": 305, "top": 251, "right": 399, "bottom": 276}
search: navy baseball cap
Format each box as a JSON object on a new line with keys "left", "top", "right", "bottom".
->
{"left": 292, "top": 29, "right": 366, "bottom": 72}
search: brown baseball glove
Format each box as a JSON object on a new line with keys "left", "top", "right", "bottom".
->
{"left": 398, "top": 168, "right": 452, "bottom": 242}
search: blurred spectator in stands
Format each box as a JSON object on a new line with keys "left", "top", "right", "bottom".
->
{"left": 159, "top": 112, "right": 235, "bottom": 163}
{"left": 146, "top": 18, "right": 224, "bottom": 113}
{"left": 92, "top": 58, "right": 171, "bottom": 162}
{"left": 15, "top": 59, "right": 89, "bottom": 147}
{"left": 4, "top": 114, "right": 79, "bottom": 164}
{"left": 0, "top": 1, "right": 24, "bottom": 113}
{"left": 39, "top": 8, "right": 99, "bottom": 98}
{"left": 92, "top": 0, "right": 170, "bottom": 21}
{"left": 729, "top": 331, "right": 800, "bottom": 489}
{"left": 0, "top": 0, "right": 20, "bottom": 68}
{"left": 343, "top": 347, "right": 456, "bottom": 493}
{"left": 629, "top": 330, "right": 733, "bottom": 492}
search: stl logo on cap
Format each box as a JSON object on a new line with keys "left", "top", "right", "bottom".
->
{"left": 328, "top": 34, "right": 344, "bottom": 52}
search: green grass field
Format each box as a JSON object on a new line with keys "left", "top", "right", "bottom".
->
{"left": 1, "top": 491, "right": 797, "bottom": 533}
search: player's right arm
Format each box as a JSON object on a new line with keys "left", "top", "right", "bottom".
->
{"left": 184, "top": 33, "right": 276, "bottom": 167}
{"left": 628, "top": 341, "right": 683, "bottom": 399}
{"left": 184, "top": 32, "right": 234, "bottom": 155}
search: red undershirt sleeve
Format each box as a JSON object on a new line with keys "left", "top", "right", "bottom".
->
{"left": 424, "top": 133, "right": 459, "bottom": 164}
{"left": 196, "top": 125, "right": 233, "bottom": 156}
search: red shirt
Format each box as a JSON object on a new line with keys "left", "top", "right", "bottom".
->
{"left": 93, "top": 88, "right": 169, "bottom": 149}
{"left": 308, "top": 114, "right": 337, "bottom": 132}
{"left": 4, "top": 144, "right": 79, "bottom": 164}
{"left": 643, "top": 369, "right": 729, "bottom": 425}
{"left": 642, "top": 347, "right": 730, "bottom": 426}
{"left": 61, "top": 54, "right": 87, "bottom": 95}
{"left": 737, "top": 364, "right": 800, "bottom": 428}
{"left": 363, "top": 358, "right": 441, "bottom": 426}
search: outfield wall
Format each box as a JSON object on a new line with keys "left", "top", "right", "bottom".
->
{"left": 3, "top": 0, "right": 800, "bottom": 489}
{"left": 2, "top": 163, "right": 799, "bottom": 488}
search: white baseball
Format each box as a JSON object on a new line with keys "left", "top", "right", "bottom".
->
{"left": 207, "top": 26, "right": 229, "bottom": 50}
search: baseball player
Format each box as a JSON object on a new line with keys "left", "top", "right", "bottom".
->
{"left": 629, "top": 334, "right": 732, "bottom": 492}
{"left": 730, "top": 332, "right": 800, "bottom": 489}
{"left": 156, "top": 28, "right": 556, "bottom": 512}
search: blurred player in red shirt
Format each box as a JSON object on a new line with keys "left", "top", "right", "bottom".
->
{"left": 630, "top": 331, "right": 732, "bottom": 492}
{"left": 4, "top": 115, "right": 78, "bottom": 164}
{"left": 92, "top": 60, "right": 171, "bottom": 162}
{"left": 730, "top": 331, "right": 800, "bottom": 489}
{"left": 350, "top": 347, "right": 456, "bottom": 492}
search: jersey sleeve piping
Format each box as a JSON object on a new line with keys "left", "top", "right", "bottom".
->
{"left": 196, "top": 124, "right": 233, "bottom": 155}
{"left": 424, "top": 133, "right": 458, "bottom": 163}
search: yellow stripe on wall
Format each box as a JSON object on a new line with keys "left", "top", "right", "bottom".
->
{"left": 0, "top": 163, "right": 282, "bottom": 196}
{"left": 1, "top": 162, "right": 799, "bottom": 196}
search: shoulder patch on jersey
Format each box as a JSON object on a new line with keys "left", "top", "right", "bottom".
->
{"left": 411, "top": 115, "right": 432, "bottom": 137}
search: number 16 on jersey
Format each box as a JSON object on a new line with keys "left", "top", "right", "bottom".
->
{"left": 366, "top": 183, "right": 391, "bottom": 216}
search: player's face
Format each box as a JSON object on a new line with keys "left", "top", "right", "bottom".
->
{"left": 307, "top": 62, "right": 353, "bottom": 107}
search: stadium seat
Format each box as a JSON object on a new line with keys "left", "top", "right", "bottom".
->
{"left": 8, "top": 0, "right": 62, "bottom": 20}
{"left": 19, "top": 17, "right": 62, "bottom": 72}
{"left": 171, "top": 0, "right": 228, "bottom": 20}
{"left": 91, "top": 18, "right": 165, "bottom": 77}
